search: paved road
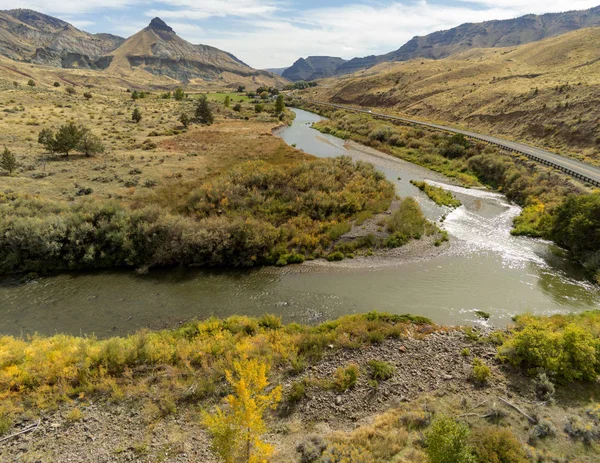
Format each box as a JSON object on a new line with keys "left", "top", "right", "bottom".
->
{"left": 312, "top": 101, "right": 600, "bottom": 188}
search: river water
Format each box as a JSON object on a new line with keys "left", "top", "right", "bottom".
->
{"left": 1, "top": 109, "right": 598, "bottom": 338}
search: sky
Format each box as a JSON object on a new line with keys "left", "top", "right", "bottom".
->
{"left": 3, "top": 0, "right": 600, "bottom": 69}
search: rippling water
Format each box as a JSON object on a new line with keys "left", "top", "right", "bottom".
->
{"left": 0, "top": 109, "right": 598, "bottom": 338}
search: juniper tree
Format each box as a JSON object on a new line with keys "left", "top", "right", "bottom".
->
{"left": 195, "top": 95, "right": 214, "bottom": 125}
{"left": 179, "top": 113, "right": 190, "bottom": 128}
{"left": 53, "top": 122, "right": 85, "bottom": 156}
{"left": 0, "top": 146, "right": 17, "bottom": 174}
{"left": 78, "top": 131, "right": 104, "bottom": 157}
{"left": 38, "top": 128, "right": 56, "bottom": 153}
{"left": 132, "top": 108, "right": 142, "bottom": 123}
{"left": 275, "top": 94, "right": 285, "bottom": 113}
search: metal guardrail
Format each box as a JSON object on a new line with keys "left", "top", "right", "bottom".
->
{"left": 309, "top": 101, "right": 600, "bottom": 188}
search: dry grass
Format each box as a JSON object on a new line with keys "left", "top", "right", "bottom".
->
{"left": 0, "top": 84, "right": 306, "bottom": 207}
{"left": 306, "top": 27, "right": 600, "bottom": 164}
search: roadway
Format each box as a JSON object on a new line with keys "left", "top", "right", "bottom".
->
{"left": 311, "top": 101, "right": 600, "bottom": 188}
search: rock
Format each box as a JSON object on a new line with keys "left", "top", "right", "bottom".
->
{"left": 443, "top": 374, "right": 454, "bottom": 380}
{"left": 399, "top": 346, "right": 407, "bottom": 353}
{"left": 335, "top": 396, "right": 342, "bottom": 405}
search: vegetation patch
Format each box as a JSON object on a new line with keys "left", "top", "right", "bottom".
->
{"left": 410, "top": 180, "right": 461, "bottom": 208}
{"left": 0, "top": 156, "right": 393, "bottom": 275}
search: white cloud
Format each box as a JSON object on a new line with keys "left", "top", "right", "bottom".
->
{"left": 1, "top": 0, "right": 141, "bottom": 15}
{"left": 146, "top": 0, "right": 278, "bottom": 20}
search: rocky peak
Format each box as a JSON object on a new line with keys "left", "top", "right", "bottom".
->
{"left": 148, "top": 17, "right": 174, "bottom": 33}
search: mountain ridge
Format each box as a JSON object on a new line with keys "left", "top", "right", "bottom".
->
{"left": 335, "top": 6, "right": 600, "bottom": 75}
{"left": 0, "top": 10, "right": 284, "bottom": 86}
{"left": 282, "top": 56, "right": 347, "bottom": 81}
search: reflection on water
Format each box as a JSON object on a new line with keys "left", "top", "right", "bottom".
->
{"left": 0, "top": 108, "right": 598, "bottom": 338}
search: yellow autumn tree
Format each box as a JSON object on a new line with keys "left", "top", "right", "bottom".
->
{"left": 202, "top": 358, "right": 282, "bottom": 463}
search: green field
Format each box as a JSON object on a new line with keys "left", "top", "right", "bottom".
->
{"left": 198, "top": 91, "right": 253, "bottom": 103}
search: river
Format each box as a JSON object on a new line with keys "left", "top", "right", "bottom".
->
{"left": 1, "top": 108, "right": 598, "bottom": 338}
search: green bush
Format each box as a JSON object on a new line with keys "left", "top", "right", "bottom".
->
{"left": 0, "top": 146, "right": 17, "bottom": 174}
{"left": 471, "top": 358, "right": 491, "bottom": 385}
{"left": 174, "top": 88, "right": 185, "bottom": 101}
{"left": 499, "top": 313, "right": 600, "bottom": 382}
{"left": 333, "top": 364, "right": 359, "bottom": 392}
{"left": 387, "top": 197, "right": 432, "bottom": 238}
{"left": 367, "top": 360, "right": 395, "bottom": 381}
{"left": 425, "top": 416, "right": 475, "bottom": 463}
{"left": 327, "top": 252, "right": 345, "bottom": 262}
{"left": 470, "top": 427, "right": 528, "bottom": 463}
{"left": 288, "top": 380, "right": 306, "bottom": 404}
{"left": 132, "top": 108, "right": 142, "bottom": 123}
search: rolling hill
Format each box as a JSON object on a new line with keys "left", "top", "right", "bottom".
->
{"left": 335, "top": 6, "right": 600, "bottom": 75}
{"left": 305, "top": 27, "right": 600, "bottom": 163}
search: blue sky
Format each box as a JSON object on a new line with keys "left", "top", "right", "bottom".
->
{"left": 3, "top": 0, "right": 599, "bottom": 68}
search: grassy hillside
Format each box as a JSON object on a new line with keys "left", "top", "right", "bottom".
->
{"left": 307, "top": 28, "right": 600, "bottom": 165}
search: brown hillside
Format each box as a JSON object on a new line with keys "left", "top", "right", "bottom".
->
{"left": 308, "top": 27, "right": 600, "bottom": 163}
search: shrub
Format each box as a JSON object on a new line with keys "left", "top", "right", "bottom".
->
{"left": 297, "top": 436, "right": 328, "bottom": 463}
{"left": 66, "top": 86, "right": 77, "bottom": 95}
{"left": 534, "top": 372, "right": 555, "bottom": 401}
{"left": 564, "top": 416, "right": 599, "bottom": 444}
{"left": 327, "top": 251, "right": 345, "bottom": 262}
{"left": 27, "top": 79, "right": 36, "bottom": 87}
{"left": 275, "top": 94, "right": 285, "bottom": 113}
{"left": 53, "top": 82, "right": 60, "bottom": 87}
{"left": 288, "top": 380, "right": 306, "bottom": 404}
{"left": 367, "top": 360, "right": 395, "bottom": 381}
{"left": 387, "top": 197, "right": 431, "bottom": 238}
{"left": 320, "top": 442, "right": 375, "bottom": 463}
{"left": 78, "top": 131, "right": 104, "bottom": 157}
{"left": 530, "top": 420, "right": 556, "bottom": 441}
{"left": 195, "top": 95, "right": 214, "bottom": 125}
{"left": 67, "top": 408, "right": 83, "bottom": 422}
{"left": 38, "top": 128, "right": 55, "bottom": 152}
{"left": 470, "top": 427, "right": 528, "bottom": 463}
{"left": 368, "top": 127, "right": 392, "bottom": 142}
{"left": 333, "top": 364, "right": 359, "bottom": 392}
{"left": 258, "top": 314, "right": 282, "bottom": 330}
{"left": 0, "top": 146, "right": 17, "bottom": 174}
{"left": 471, "top": 358, "right": 491, "bottom": 385}
{"left": 400, "top": 410, "right": 431, "bottom": 430}
{"left": 224, "top": 95, "right": 231, "bottom": 108}
{"left": 132, "top": 108, "right": 142, "bottom": 123}
{"left": 83, "top": 92, "right": 92, "bottom": 100}
{"left": 425, "top": 416, "right": 475, "bottom": 463}
{"left": 174, "top": 87, "right": 185, "bottom": 101}
{"left": 440, "top": 134, "right": 470, "bottom": 158}
{"left": 233, "top": 104, "right": 242, "bottom": 112}
{"left": 179, "top": 113, "right": 190, "bottom": 128}
{"left": 255, "top": 104, "right": 264, "bottom": 113}
{"left": 499, "top": 313, "right": 600, "bottom": 382}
